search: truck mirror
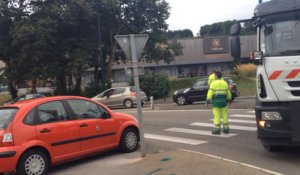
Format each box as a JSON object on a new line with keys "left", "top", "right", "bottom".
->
{"left": 230, "top": 36, "right": 241, "bottom": 58}
{"left": 230, "top": 23, "right": 241, "bottom": 35}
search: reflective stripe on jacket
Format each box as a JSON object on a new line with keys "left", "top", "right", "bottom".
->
{"left": 206, "top": 79, "right": 232, "bottom": 108}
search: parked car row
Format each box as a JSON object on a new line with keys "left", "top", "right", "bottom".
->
{"left": 0, "top": 96, "right": 139, "bottom": 175}
{"left": 173, "top": 77, "right": 239, "bottom": 105}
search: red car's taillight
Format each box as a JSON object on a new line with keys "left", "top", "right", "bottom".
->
{"left": 1, "top": 132, "right": 14, "bottom": 147}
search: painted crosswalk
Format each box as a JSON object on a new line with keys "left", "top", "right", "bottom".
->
{"left": 145, "top": 110, "right": 257, "bottom": 145}
{"left": 210, "top": 119, "right": 256, "bottom": 124}
{"left": 165, "top": 128, "right": 237, "bottom": 138}
{"left": 144, "top": 133, "right": 207, "bottom": 145}
{"left": 229, "top": 114, "right": 255, "bottom": 118}
{"left": 190, "top": 122, "right": 257, "bottom": 131}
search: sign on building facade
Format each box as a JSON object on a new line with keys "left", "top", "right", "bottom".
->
{"left": 204, "top": 36, "right": 229, "bottom": 54}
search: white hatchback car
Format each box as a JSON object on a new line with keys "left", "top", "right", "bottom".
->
{"left": 91, "top": 86, "right": 147, "bottom": 108}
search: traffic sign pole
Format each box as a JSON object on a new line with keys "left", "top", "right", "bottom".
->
{"left": 129, "top": 34, "right": 146, "bottom": 158}
{"left": 115, "top": 34, "right": 149, "bottom": 158}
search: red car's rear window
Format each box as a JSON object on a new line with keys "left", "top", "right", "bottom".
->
{"left": 0, "top": 108, "right": 18, "bottom": 130}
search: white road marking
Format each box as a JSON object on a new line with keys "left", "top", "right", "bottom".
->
{"left": 230, "top": 114, "right": 255, "bottom": 118}
{"left": 115, "top": 109, "right": 252, "bottom": 113}
{"left": 179, "top": 149, "right": 284, "bottom": 175}
{"left": 165, "top": 128, "right": 237, "bottom": 138}
{"left": 210, "top": 119, "right": 256, "bottom": 124}
{"left": 144, "top": 133, "right": 207, "bottom": 145}
{"left": 247, "top": 110, "right": 255, "bottom": 114}
{"left": 190, "top": 122, "right": 257, "bottom": 131}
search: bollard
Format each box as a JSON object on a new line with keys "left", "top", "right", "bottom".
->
{"left": 150, "top": 96, "right": 154, "bottom": 110}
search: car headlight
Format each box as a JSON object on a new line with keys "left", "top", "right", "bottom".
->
{"left": 173, "top": 91, "right": 178, "bottom": 95}
{"left": 261, "top": 111, "right": 282, "bottom": 120}
{"left": 183, "top": 88, "right": 190, "bottom": 94}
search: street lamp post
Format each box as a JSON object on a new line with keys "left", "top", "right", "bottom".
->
{"left": 96, "top": 0, "right": 105, "bottom": 89}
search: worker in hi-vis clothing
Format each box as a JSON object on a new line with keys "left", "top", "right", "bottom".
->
{"left": 208, "top": 70, "right": 216, "bottom": 86}
{"left": 206, "top": 71, "right": 232, "bottom": 135}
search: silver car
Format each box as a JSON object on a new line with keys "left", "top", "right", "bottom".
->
{"left": 91, "top": 86, "right": 147, "bottom": 108}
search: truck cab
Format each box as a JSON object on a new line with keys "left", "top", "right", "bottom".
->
{"left": 231, "top": 0, "right": 300, "bottom": 151}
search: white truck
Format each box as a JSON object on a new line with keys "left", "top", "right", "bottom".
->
{"left": 231, "top": 0, "right": 300, "bottom": 151}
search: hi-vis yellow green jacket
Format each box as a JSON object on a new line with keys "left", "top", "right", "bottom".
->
{"left": 206, "top": 79, "right": 232, "bottom": 108}
{"left": 208, "top": 73, "right": 216, "bottom": 85}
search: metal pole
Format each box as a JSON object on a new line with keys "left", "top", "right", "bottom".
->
{"left": 96, "top": 0, "right": 105, "bottom": 89}
{"left": 129, "top": 34, "right": 146, "bottom": 158}
{"left": 259, "top": 0, "right": 262, "bottom": 4}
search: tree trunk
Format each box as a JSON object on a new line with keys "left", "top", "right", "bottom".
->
{"left": 74, "top": 77, "right": 82, "bottom": 95}
{"left": 31, "top": 79, "right": 37, "bottom": 93}
{"left": 8, "top": 81, "right": 17, "bottom": 99}
{"left": 55, "top": 72, "right": 67, "bottom": 95}
{"left": 105, "top": 38, "right": 117, "bottom": 89}
{"left": 94, "top": 54, "right": 99, "bottom": 84}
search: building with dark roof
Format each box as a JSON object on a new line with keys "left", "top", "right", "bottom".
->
{"left": 107, "top": 35, "right": 256, "bottom": 84}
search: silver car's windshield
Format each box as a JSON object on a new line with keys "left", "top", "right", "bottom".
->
{"left": 260, "top": 11, "right": 300, "bottom": 56}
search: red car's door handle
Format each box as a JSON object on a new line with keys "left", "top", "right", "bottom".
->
{"left": 40, "top": 128, "right": 51, "bottom": 133}
{"left": 80, "top": 123, "right": 88, "bottom": 127}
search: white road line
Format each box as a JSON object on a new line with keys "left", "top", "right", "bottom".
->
{"left": 179, "top": 149, "right": 284, "bottom": 175}
{"left": 210, "top": 119, "right": 256, "bottom": 124}
{"left": 115, "top": 109, "right": 252, "bottom": 113}
{"left": 190, "top": 122, "right": 257, "bottom": 131}
{"left": 230, "top": 114, "right": 255, "bottom": 118}
{"left": 165, "top": 128, "right": 237, "bottom": 138}
{"left": 247, "top": 110, "right": 255, "bottom": 114}
{"left": 144, "top": 133, "right": 207, "bottom": 145}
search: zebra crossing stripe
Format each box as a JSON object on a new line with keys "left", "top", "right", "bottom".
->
{"left": 210, "top": 119, "right": 256, "bottom": 124}
{"left": 230, "top": 114, "right": 255, "bottom": 118}
{"left": 247, "top": 110, "right": 255, "bottom": 114}
{"left": 165, "top": 128, "right": 237, "bottom": 138}
{"left": 144, "top": 133, "right": 207, "bottom": 145}
{"left": 190, "top": 122, "right": 257, "bottom": 131}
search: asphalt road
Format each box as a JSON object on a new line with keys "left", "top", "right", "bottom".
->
{"left": 120, "top": 108, "right": 300, "bottom": 175}
{"left": 48, "top": 97, "right": 300, "bottom": 175}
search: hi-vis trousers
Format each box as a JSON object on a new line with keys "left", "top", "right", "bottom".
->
{"left": 213, "top": 106, "right": 229, "bottom": 129}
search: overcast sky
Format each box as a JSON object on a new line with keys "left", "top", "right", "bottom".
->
{"left": 165, "top": 0, "right": 261, "bottom": 36}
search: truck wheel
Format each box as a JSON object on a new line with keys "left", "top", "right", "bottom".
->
{"left": 262, "top": 143, "right": 282, "bottom": 152}
{"left": 176, "top": 95, "right": 186, "bottom": 105}
{"left": 119, "top": 128, "right": 139, "bottom": 153}
{"left": 17, "top": 149, "right": 49, "bottom": 175}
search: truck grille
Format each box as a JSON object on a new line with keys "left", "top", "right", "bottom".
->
{"left": 288, "top": 81, "right": 300, "bottom": 87}
{"left": 291, "top": 91, "right": 300, "bottom": 96}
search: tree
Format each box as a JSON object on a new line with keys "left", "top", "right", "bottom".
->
{"left": 0, "top": 0, "right": 30, "bottom": 98}
{"left": 0, "top": 0, "right": 181, "bottom": 96}
{"left": 167, "top": 29, "right": 194, "bottom": 39}
{"left": 200, "top": 20, "right": 256, "bottom": 36}
{"left": 8, "top": 0, "right": 98, "bottom": 95}
{"left": 97, "top": 0, "right": 182, "bottom": 87}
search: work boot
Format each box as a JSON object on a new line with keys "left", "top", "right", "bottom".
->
{"left": 223, "top": 128, "right": 229, "bottom": 134}
{"left": 212, "top": 128, "right": 221, "bottom": 135}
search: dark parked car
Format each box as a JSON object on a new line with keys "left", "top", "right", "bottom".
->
{"left": 173, "top": 77, "right": 239, "bottom": 105}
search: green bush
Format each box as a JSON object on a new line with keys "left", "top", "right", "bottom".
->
{"left": 83, "top": 81, "right": 105, "bottom": 98}
{"left": 130, "top": 72, "right": 170, "bottom": 99}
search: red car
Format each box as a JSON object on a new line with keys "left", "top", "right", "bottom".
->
{"left": 0, "top": 96, "right": 139, "bottom": 175}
